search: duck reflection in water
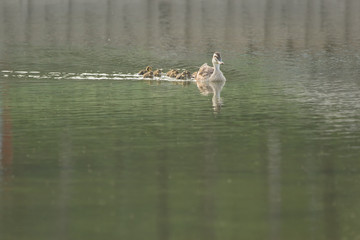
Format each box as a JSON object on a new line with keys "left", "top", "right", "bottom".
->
{"left": 195, "top": 52, "right": 226, "bottom": 111}
{"left": 196, "top": 79, "right": 225, "bottom": 112}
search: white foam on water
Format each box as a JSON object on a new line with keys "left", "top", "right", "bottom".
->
{"left": 0, "top": 70, "right": 195, "bottom": 82}
{"left": 28, "top": 75, "right": 41, "bottom": 78}
{"left": 49, "top": 72, "right": 62, "bottom": 75}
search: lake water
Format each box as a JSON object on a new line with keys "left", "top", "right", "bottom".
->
{"left": 1, "top": 0, "right": 360, "bottom": 239}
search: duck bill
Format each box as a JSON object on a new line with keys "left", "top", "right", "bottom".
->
{"left": 218, "top": 61, "right": 224, "bottom": 65}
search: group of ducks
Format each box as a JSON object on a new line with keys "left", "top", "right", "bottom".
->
{"left": 138, "top": 66, "right": 196, "bottom": 80}
{"left": 137, "top": 52, "right": 226, "bottom": 82}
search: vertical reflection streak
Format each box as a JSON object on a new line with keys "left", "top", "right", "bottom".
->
{"left": 322, "top": 154, "right": 339, "bottom": 240}
{"left": 67, "top": 0, "right": 73, "bottom": 44}
{"left": 26, "top": 0, "right": 33, "bottom": 44}
{"left": 158, "top": 0, "right": 172, "bottom": 50}
{"left": 122, "top": 2, "right": 135, "bottom": 46}
{"left": 284, "top": 0, "right": 294, "bottom": 55}
{"left": 0, "top": 81, "right": 14, "bottom": 240}
{"left": 84, "top": 3, "right": 94, "bottom": 46}
{"left": 225, "top": 0, "right": 235, "bottom": 45}
{"left": 241, "top": 0, "right": 255, "bottom": 53}
{"left": 264, "top": 0, "right": 274, "bottom": 49}
{"left": 105, "top": 0, "right": 113, "bottom": 44}
{"left": 184, "top": 0, "right": 191, "bottom": 48}
{"left": 55, "top": 130, "right": 73, "bottom": 240}
{"left": 304, "top": 0, "right": 314, "bottom": 49}
{"left": 0, "top": 83, "right": 13, "bottom": 185}
{"left": 145, "top": 0, "right": 154, "bottom": 48}
{"left": 45, "top": 3, "right": 56, "bottom": 46}
{"left": 157, "top": 149, "right": 169, "bottom": 240}
{"left": 198, "top": 131, "right": 218, "bottom": 240}
{"left": 267, "top": 130, "right": 282, "bottom": 240}
{"left": 344, "top": 0, "right": 352, "bottom": 46}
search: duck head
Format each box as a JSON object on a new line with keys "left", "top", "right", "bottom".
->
{"left": 212, "top": 52, "right": 224, "bottom": 65}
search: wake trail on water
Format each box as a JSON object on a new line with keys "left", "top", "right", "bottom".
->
{"left": 0, "top": 70, "right": 195, "bottom": 82}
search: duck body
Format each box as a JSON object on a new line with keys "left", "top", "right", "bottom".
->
{"left": 153, "top": 69, "right": 162, "bottom": 77}
{"left": 166, "top": 69, "right": 174, "bottom": 77}
{"left": 166, "top": 69, "right": 179, "bottom": 78}
{"left": 176, "top": 70, "right": 191, "bottom": 80}
{"left": 143, "top": 71, "right": 153, "bottom": 78}
{"left": 195, "top": 63, "right": 213, "bottom": 81}
{"left": 192, "top": 72, "right": 197, "bottom": 79}
{"left": 195, "top": 52, "right": 226, "bottom": 82}
{"left": 138, "top": 66, "right": 152, "bottom": 75}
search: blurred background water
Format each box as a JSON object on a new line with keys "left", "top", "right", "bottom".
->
{"left": 1, "top": 0, "right": 360, "bottom": 240}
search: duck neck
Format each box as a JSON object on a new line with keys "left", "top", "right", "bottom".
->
{"left": 212, "top": 63, "right": 221, "bottom": 75}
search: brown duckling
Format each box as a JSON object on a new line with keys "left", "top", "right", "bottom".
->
{"left": 176, "top": 70, "right": 191, "bottom": 80}
{"left": 192, "top": 72, "right": 197, "bottom": 79}
{"left": 166, "top": 69, "right": 179, "bottom": 78}
{"left": 153, "top": 69, "right": 162, "bottom": 77}
{"left": 143, "top": 71, "right": 153, "bottom": 78}
{"left": 166, "top": 69, "right": 174, "bottom": 77}
{"left": 138, "top": 66, "right": 152, "bottom": 75}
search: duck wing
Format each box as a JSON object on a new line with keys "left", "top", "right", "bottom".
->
{"left": 195, "top": 63, "right": 214, "bottom": 81}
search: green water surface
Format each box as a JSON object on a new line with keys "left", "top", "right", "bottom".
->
{"left": 1, "top": 0, "right": 360, "bottom": 240}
